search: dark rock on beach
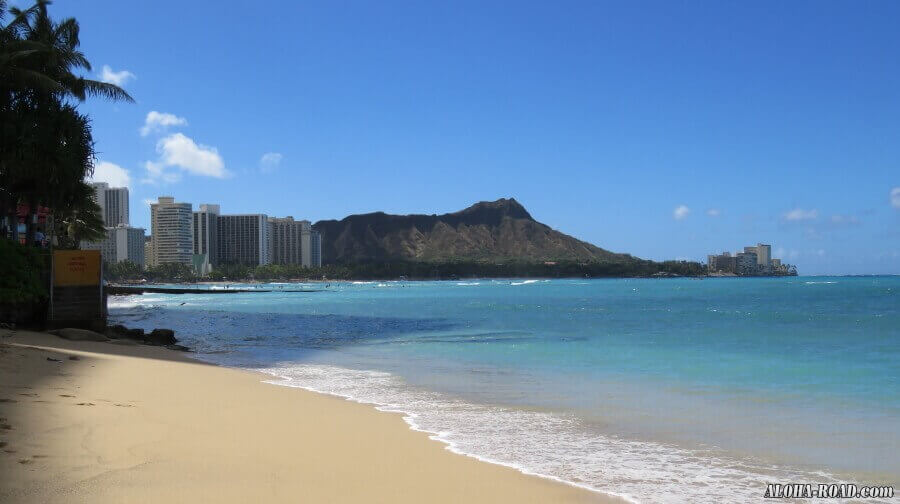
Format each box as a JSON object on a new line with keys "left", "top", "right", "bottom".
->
{"left": 147, "top": 329, "right": 177, "bottom": 346}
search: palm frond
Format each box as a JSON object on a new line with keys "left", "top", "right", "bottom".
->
{"left": 79, "top": 78, "right": 134, "bottom": 103}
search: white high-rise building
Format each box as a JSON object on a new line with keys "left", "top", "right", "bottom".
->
{"left": 756, "top": 243, "right": 771, "bottom": 266}
{"left": 193, "top": 204, "right": 220, "bottom": 272}
{"left": 82, "top": 225, "right": 146, "bottom": 268}
{"left": 90, "top": 182, "right": 129, "bottom": 226}
{"left": 150, "top": 197, "right": 193, "bottom": 266}
{"left": 217, "top": 214, "right": 270, "bottom": 265}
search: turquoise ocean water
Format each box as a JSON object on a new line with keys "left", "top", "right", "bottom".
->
{"left": 110, "top": 277, "right": 899, "bottom": 503}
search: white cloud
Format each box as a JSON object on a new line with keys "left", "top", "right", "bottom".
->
{"left": 706, "top": 208, "right": 720, "bottom": 217}
{"left": 259, "top": 152, "right": 283, "bottom": 173}
{"left": 88, "top": 160, "right": 131, "bottom": 188}
{"left": 140, "top": 111, "right": 188, "bottom": 137}
{"left": 99, "top": 65, "right": 135, "bottom": 86}
{"left": 783, "top": 208, "right": 818, "bottom": 221}
{"left": 157, "top": 133, "right": 226, "bottom": 178}
{"left": 142, "top": 133, "right": 227, "bottom": 183}
{"left": 891, "top": 187, "right": 900, "bottom": 209}
{"left": 673, "top": 205, "right": 690, "bottom": 220}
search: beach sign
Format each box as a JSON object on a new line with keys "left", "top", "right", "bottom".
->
{"left": 53, "top": 250, "right": 102, "bottom": 286}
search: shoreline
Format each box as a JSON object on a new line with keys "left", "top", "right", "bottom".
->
{"left": 0, "top": 329, "right": 621, "bottom": 504}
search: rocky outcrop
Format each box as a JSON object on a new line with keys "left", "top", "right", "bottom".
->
{"left": 106, "top": 325, "right": 182, "bottom": 348}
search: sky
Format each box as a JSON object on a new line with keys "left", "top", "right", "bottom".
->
{"left": 28, "top": 0, "right": 900, "bottom": 274}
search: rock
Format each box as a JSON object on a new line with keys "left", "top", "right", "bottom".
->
{"left": 125, "top": 328, "right": 146, "bottom": 340}
{"left": 52, "top": 328, "right": 108, "bottom": 342}
{"left": 147, "top": 329, "right": 176, "bottom": 345}
{"left": 106, "top": 324, "right": 129, "bottom": 338}
{"left": 165, "top": 344, "right": 190, "bottom": 352}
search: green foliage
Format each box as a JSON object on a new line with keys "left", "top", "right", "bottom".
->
{"left": 146, "top": 262, "right": 196, "bottom": 283}
{"left": 104, "top": 260, "right": 143, "bottom": 282}
{"left": 0, "top": 238, "right": 47, "bottom": 303}
{"left": 201, "top": 259, "right": 706, "bottom": 282}
{"left": 1, "top": 0, "right": 132, "bottom": 241}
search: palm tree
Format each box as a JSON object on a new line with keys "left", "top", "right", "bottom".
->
{"left": 0, "top": 0, "right": 133, "bottom": 243}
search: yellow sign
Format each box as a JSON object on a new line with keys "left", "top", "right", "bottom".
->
{"left": 54, "top": 250, "right": 101, "bottom": 287}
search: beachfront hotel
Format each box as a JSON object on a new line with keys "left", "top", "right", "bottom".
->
{"left": 144, "top": 195, "right": 323, "bottom": 270}
{"left": 708, "top": 243, "right": 796, "bottom": 276}
{"left": 217, "top": 214, "right": 272, "bottom": 266}
{"left": 90, "top": 182, "right": 130, "bottom": 227}
{"left": 149, "top": 196, "right": 194, "bottom": 267}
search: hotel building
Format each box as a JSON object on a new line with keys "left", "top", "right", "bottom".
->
{"left": 217, "top": 214, "right": 271, "bottom": 266}
{"left": 90, "top": 182, "right": 130, "bottom": 227}
{"left": 150, "top": 197, "right": 193, "bottom": 266}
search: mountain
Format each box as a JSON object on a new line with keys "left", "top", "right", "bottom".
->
{"left": 313, "top": 198, "right": 635, "bottom": 264}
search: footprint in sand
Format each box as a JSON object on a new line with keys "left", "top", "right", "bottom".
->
{"left": 59, "top": 394, "right": 75, "bottom": 398}
{"left": 18, "top": 393, "right": 38, "bottom": 397}
{"left": 0, "top": 441, "right": 7, "bottom": 449}
{"left": 18, "top": 458, "right": 32, "bottom": 464}
{"left": 1, "top": 423, "right": 11, "bottom": 430}
{"left": 76, "top": 402, "right": 95, "bottom": 406}
{"left": 0, "top": 398, "right": 16, "bottom": 403}
{"left": 113, "top": 403, "right": 134, "bottom": 408}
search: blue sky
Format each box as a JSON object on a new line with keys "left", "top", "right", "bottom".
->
{"left": 35, "top": 0, "right": 900, "bottom": 274}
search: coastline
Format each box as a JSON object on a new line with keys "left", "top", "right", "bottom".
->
{"left": 0, "top": 329, "right": 619, "bottom": 504}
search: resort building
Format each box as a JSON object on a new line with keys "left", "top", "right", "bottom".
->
{"left": 707, "top": 243, "right": 795, "bottom": 276}
{"left": 217, "top": 214, "right": 271, "bottom": 265}
{"left": 150, "top": 197, "right": 193, "bottom": 266}
{"left": 268, "top": 216, "right": 304, "bottom": 265}
{"left": 82, "top": 225, "right": 147, "bottom": 268}
{"left": 90, "top": 182, "right": 130, "bottom": 226}
{"left": 736, "top": 251, "right": 758, "bottom": 275}
{"left": 193, "top": 204, "right": 220, "bottom": 273}
{"left": 755, "top": 243, "right": 771, "bottom": 266}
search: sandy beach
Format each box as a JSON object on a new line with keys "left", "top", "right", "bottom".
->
{"left": 0, "top": 329, "right": 616, "bottom": 504}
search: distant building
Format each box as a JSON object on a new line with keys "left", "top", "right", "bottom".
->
{"left": 736, "top": 251, "right": 758, "bottom": 275}
{"left": 217, "top": 214, "right": 270, "bottom": 265}
{"left": 150, "top": 197, "right": 193, "bottom": 266}
{"left": 310, "top": 229, "right": 322, "bottom": 267}
{"left": 708, "top": 242, "right": 793, "bottom": 276}
{"left": 268, "top": 216, "right": 303, "bottom": 265}
{"left": 300, "top": 221, "right": 312, "bottom": 267}
{"left": 755, "top": 243, "right": 771, "bottom": 266}
{"left": 707, "top": 252, "right": 735, "bottom": 274}
{"left": 193, "top": 204, "right": 220, "bottom": 272}
{"left": 90, "top": 182, "right": 129, "bottom": 226}
{"left": 82, "top": 225, "right": 146, "bottom": 268}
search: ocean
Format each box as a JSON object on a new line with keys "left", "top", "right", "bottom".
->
{"left": 109, "top": 276, "right": 899, "bottom": 503}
